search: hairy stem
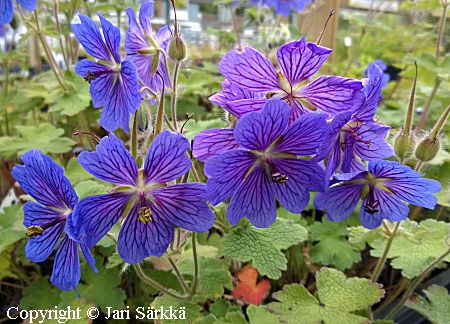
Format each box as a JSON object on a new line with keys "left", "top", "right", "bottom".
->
{"left": 134, "top": 264, "right": 190, "bottom": 300}
{"left": 191, "top": 233, "right": 199, "bottom": 294}
{"left": 171, "top": 61, "right": 181, "bottom": 131}
{"left": 403, "top": 62, "right": 417, "bottom": 136}
{"left": 53, "top": 0, "right": 70, "bottom": 70}
{"left": 168, "top": 257, "right": 189, "bottom": 293}
{"left": 385, "top": 246, "right": 450, "bottom": 320}
{"left": 33, "top": 10, "right": 68, "bottom": 90}
{"left": 416, "top": 79, "right": 441, "bottom": 131}
{"left": 371, "top": 222, "right": 401, "bottom": 282}
{"left": 131, "top": 111, "right": 138, "bottom": 159}
{"left": 436, "top": 2, "right": 448, "bottom": 61}
{"left": 154, "top": 85, "right": 165, "bottom": 136}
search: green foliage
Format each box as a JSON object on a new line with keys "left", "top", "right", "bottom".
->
{"left": 0, "top": 205, "right": 24, "bottom": 253}
{"left": 152, "top": 295, "right": 202, "bottom": 323}
{"left": 183, "top": 118, "right": 227, "bottom": 141}
{"left": 20, "top": 277, "right": 62, "bottom": 309}
{"left": 267, "top": 268, "right": 384, "bottom": 324}
{"left": 177, "top": 256, "right": 232, "bottom": 299}
{"left": 406, "top": 285, "right": 450, "bottom": 324}
{"left": 74, "top": 180, "right": 110, "bottom": 199}
{"left": 309, "top": 220, "right": 361, "bottom": 271}
{"left": 47, "top": 71, "right": 91, "bottom": 116}
{"left": 0, "top": 123, "right": 75, "bottom": 158}
{"left": 80, "top": 258, "right": 126, "bottom": 312}
{"left": 222, "top": 219, "right": 308, "bottom": 279}
{"left": 349, "top": 220, "right": 450, "bottom": 278}
{"left": 247, "top": 305, "right": 280, "bottom": 324}
{"left": 65, "top": 157, "right": 93, "bottom": 185}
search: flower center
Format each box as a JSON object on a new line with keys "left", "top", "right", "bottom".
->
{"left": 340, "top": 121, "right": 372, "bottom": 147}
{"left": 83, "top": 64, "right": 121, "bottom": 83}
{"left": 137, "top": 206, "right": 152, "bottom": 224}
{"left": 25, "top": 214, "right": 68, "bottom": 238}
{"left": 271, "top": 171, "right": 288, "bottom": 184}
{"left": 363, "top": 188, "right": 379, "bottom": 214}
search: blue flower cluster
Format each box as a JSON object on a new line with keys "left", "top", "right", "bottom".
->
{"left": 11, "top": 1, "right": 441, "bottom": 294}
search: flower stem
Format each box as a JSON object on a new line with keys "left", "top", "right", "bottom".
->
{"left": 168, "top": 257, "right": 189, "bottom": 293}
{"left": 415, "top": 160, "right": 423, "bottom": 172}
{"left": 230, "top": 6, "right": 242, "bottom": 51}
{"left": 154, "top": 85, "right": 165, "bottom": 136}
{"left": 171, "top": 61, "right": 181, "bottom": 131}
{"left": 436, "top": 1, "right": 448, "bottom": 62}
{"left": 53, "top": 0, "right": 70, "bottom": 70}
{"left": 134, "top": 264, "right": 191, "bottom": 300}
{"left": 385, "top": 246, "right": 450, "bottom": 320}
{"left": 33, "top": 10, "right": 68, "bottom": 90}
{"left": 371, "top": 221, "right": 401, "bottom": 282}
{"left": 3, "top": 59, "right": 10, "bottom": 135}
{"left": 403, "top": 62, "right": 417, "bottom": 136}
{"left": 416, "top": 78, "right": 441, "bottom": 131}
{"left": 190, "top": 233, "right": 200, "bottom": 295}
{"left": 131, "top": 111, "right": 138, "bottom": 159}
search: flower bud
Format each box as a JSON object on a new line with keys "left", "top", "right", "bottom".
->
{"left": 150, "top": 53, "right": 160, "bottom": 74}
{"left": 394, "top": 130, "right": 415, "bottom": 160}
{"left": 168, "top": 35, "right": 187, "bottom": 61}
{"left": 137, "top": 103, "right": 151, "bottom": 132}
{"left": 415, "top": 137, "right": 440, "bottom": 162}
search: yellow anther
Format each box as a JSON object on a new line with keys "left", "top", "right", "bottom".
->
{"left": 138, "top": 207, "right": 152, "bottom": 224}
{"left": 26, "top": 225, "right": 43, "bottom": 238}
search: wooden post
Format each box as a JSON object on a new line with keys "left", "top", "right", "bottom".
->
{"left": 297, "top": 0, "right": 341, "bottom": 63}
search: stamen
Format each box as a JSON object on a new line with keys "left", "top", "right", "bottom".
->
{"left": 272, "top": 172, "right": 288, "bottom": 184}
{"left": 84, "top": 71, "right": 96, "bottom": 83}
{"left": 364, "top": 189, "right": 379, "bottom": 214}
{"left": 138, "top": 207, "right": 152, "bottom": 224}
{"left": 26, "top": 225, "right": 43, "bottom": 237}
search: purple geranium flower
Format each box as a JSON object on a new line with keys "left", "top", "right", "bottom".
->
{"left": 365, "top": 59, "right": 390, "bottom": 89}
{"left": 315, "top": 159, "right": 441, "bottom": 229}
{"left": 315, "top": 63, "right": 394, "bottom": 179}
{"left": 204, "top": 99, "right": 328, "bottom": 228}
{"left": 68, "top": 130, "right": 214, "bottom": 264}
{"left": 209, "top": 79, "right": 265, "bottom": 118}
{"left": 217, "top": 37, "right": 365, "bottom": 121}
{"left": 0, "top": 0, "right": 36, "bottom": 24}
{"left": 73, "top": 14, "right": 141, "bottom": 132}
{"left": 11, "top": 149, "right": 97, "bottom": 293}
{"left": 265, "top": 0, "right": 312, "bottom": 16}
{"left": 125, "top": 1, "right": 171, "bottom": 94}
{"left": 194, "top": 80, "right": 264, "bottom": 162}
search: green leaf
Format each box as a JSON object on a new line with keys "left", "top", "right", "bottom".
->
{"left": 267, "top": 268, "right": 384, "bottom": 324}
{"left": 65, "top": 158, "right": 93, "bottom": 184}
{"left": 213, "top": 311, "right": 247, "bottom": 324}
{"left": 209, "top": 299, "right": 241, "bottom": 318}
{"left": 183, "top": 118, "right": 226, "bottom": 141}
{"left": 81, "top": 257, "right": 126, "bottom": 312}
{"left": 152, "top": 295, "right": 202, "bottom": 323}
{"left": 247, "top": 305, "right": 280, "bottom": 324}
{"left": 309, "top": 219, "right": 361, "bottom": 271}
{"left": 74, "top": 180, "right": 110, "bottom": 199}
{"left": 177, "top": 256, "right": 232, "bottom": 299}
{"left": 406, "top": 285, "right": 450, "bottom": 324}
{"left": 222, "top": 218, "right": 308, "bottom": 279}
{"left": 20, "top": 277, "right": 62, "bottom": 309}
{"left": 0, "top": 205, "right": 24, "bottom": 253}
{"left": 47, "top": 71, "right": 91, "bottom": 116}
{"left": 349, "top": 219, "right": 450, "bottom": 278}
{"left": 0, "top": 123, "right": 75, "bottom": 158}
